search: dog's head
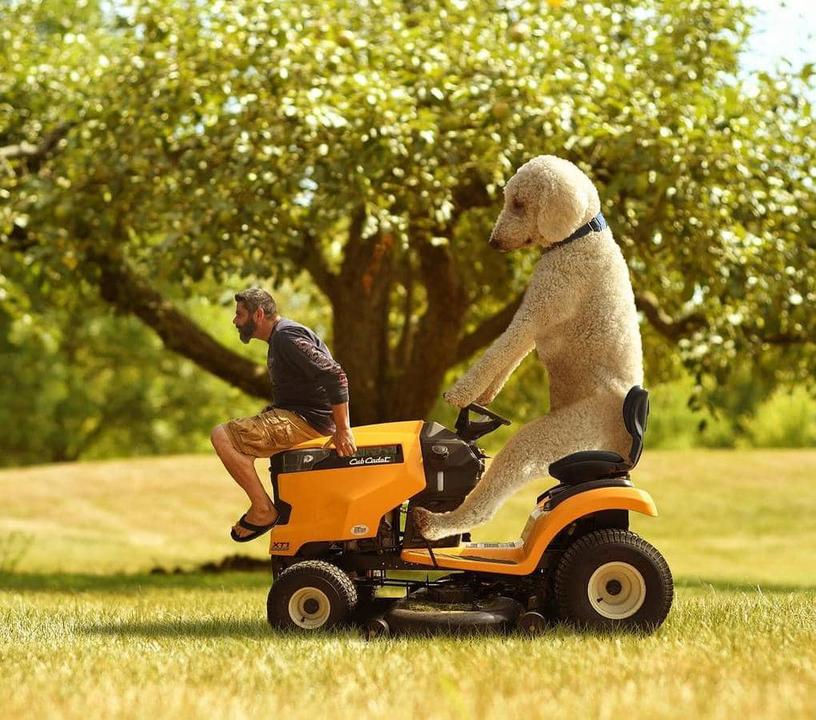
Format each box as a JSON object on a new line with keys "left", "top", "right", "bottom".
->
{"left": 488, "top": 155, "right": 601, "bottom": 252}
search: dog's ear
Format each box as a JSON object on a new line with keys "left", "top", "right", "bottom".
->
{"left": 536, "top": 179, "right": 590, "bottom": 243}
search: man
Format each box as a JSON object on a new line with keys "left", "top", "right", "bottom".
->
{"left": 211, "top": 287, "right": 356, "bottom": 542}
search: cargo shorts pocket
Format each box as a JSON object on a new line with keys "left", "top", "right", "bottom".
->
{"left": 258, "top": 410, "right": 296, "bottom": 448}
{"left": 224, "top": 411, "right": 294, "bottom": 457}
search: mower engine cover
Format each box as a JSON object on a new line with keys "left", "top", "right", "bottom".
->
{"left": 267, "top": 420, "right": 427, "bottom": 555}
{"left": 418, "top": 421, "right": 485, "bottom": 496}
{"left": 402, "top": 421, "right": 485, "bottom": 547}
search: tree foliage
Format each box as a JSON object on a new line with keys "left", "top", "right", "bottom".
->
{"left": 2, "top": 0, "right": 814, "bottom": 432}
{"left": 0, "top": 254, "right": 260, "bottom": 466}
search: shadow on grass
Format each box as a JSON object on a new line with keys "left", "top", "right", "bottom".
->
{"left": 78, "top": 618, "right": 281, "bottom": 639}
{"left": 2, "top": 572, "right": 814, "bottom": 596}
{"left": 675, "top": 576, "right": 816, "bottom": 593}
{"left": 0, "top": 571, "right": 270, "bottom": 593}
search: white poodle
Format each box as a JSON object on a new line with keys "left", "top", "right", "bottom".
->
{"left": 414, "top": 155, "right": 644, "bottom": 541}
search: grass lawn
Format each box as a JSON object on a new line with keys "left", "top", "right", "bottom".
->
{"left": 1, "top": 450, "right": 815, "bottom": 719}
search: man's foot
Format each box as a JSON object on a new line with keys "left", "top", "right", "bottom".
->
{"left": 231, "top": 506, "right": 279, "bottom": 542}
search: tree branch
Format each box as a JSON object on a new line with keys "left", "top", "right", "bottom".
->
{"left": 87, "top": 247, "right": 271, "bottom": 400}
{"left": 451, "top": 171, "right": 493, "bottom": 218}
{"left": 1, "top": 121, "right": 76, "bottom": 174}
{"left": 753, "top": 331, "right": 815, "bottom": 345}
{"left": 6, "top": 222, "right": 36, "bottom": 250}
{"left": 394, "top": 250, "right": 416, "bottom": 367}
{"left": 297, "top": 228, "right": 338, "bottom": 302}
{"left": 634, "top": 290, "right": 706, "bottom": 341}
{"left": 339, "top": 206, "right": 369, "bottom": 275}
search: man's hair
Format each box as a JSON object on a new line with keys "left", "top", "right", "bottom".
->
{"left": 234, "top": 287, "right": 277, "bottom": 317}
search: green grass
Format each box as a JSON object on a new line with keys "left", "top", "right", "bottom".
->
{"left": 1, "top": 451, "right": 815, "bottom": 719}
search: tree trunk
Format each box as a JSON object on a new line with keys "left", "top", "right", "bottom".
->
{"left": 327, "top": 221, "right": 471, "bottom": 425}
{"left": 329, "top": 227, "right": 396, "bottom": 425}
{"left": 384, "top": 237, "right": 469, "bottom": 421}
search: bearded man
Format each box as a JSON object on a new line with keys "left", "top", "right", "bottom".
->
{"left": 210, "top": 288, "right": 356, "bottom": 542}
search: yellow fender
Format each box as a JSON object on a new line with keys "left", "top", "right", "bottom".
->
{"left": 400, "top": 487, "right": 658, "bottom": 575}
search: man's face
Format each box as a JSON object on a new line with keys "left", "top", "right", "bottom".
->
{"left": 233, "top": 302, "right": 257, "bottom": 344}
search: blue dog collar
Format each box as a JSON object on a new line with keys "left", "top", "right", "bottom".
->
{"left": 547, "top": 212, "right": 607, "bottom": 252}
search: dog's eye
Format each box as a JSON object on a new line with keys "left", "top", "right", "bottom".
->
{"left": 512, "top": 197, "right": 525, "bottom": 211}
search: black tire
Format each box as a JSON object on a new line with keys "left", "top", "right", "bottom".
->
{"left": 517, "top": 611, "right": 549, "bottom": 636}
{"left": 364, "top": 617, "right": 391, "bottom": 640}
{"left": 385, "top": 595, "right": 523, "bottom": 636}
{"left": 555, "top": 529, "right": 673, "bottom": 632}
{"left": 267, "top": 560, "right": 357, "bottom": 631}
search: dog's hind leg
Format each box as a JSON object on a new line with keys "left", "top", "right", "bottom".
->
{"left": 413, "top": 395, "right": 629, "bottom": 541}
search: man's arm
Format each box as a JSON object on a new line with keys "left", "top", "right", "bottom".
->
{"left": 285, "top": 335, "right": 350, "bottom": 405}
{"left": 331, "top": 401, "right": 356, "bottom": 457}
{"left": 277, "top": 331, "right": 356, "bottom": 455}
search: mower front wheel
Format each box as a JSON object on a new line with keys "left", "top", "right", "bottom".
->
{"left": 267, "top": 560, "right": 357, "bottom": 631}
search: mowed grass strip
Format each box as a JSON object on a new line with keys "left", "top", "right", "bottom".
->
{"left": 1, "top": 574, "right": 814, "bottom": 720}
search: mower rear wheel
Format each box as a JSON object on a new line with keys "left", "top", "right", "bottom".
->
{"left": 267, "top": 560, "right": 357, "bottom": 631}
{"left": 555, "top": 529, "right": 673, "bottom": 632}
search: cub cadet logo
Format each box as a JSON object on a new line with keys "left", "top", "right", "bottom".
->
{"left": 349, "top": 456, "right": 391, "bottom": 465}
{"left": 271, "top": 541, "right": 290, "bottom": 551}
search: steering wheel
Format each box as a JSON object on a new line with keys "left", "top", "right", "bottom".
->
{"left": 454, "top": 403, "right": 511, "bottom": 442}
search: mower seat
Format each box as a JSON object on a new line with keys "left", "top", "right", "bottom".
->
{"left": 547, "top": 386, "right": 650, "bottom": 486}
{"left": 548, "top": 450, "right": 629, "bottom": 485}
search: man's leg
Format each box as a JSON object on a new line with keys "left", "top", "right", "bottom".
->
{"left": 210, "top": 424, "right": 278, "bottom": 538}
{"left": 212, "top": 410, "right": 324, "bottom": 540}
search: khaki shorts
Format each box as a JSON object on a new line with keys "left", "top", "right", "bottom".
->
{"left": 224, "top": 408, "right": 324, "bottom": 457}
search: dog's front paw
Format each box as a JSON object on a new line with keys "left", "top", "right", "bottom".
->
{"left": 412, "top": 507, "right": 447, "bottom": 541}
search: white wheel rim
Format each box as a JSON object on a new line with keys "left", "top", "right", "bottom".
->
{"left": 587, "top": 561, "right": 646, "bottom": 620}
{"left": 288, "top": 587, "right": 331, "bottom": 629}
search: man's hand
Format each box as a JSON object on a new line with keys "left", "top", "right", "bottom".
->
{"left": 333, "top": 426, "right": 357, "bottom": 457}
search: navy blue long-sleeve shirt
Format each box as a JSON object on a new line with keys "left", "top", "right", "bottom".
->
{"left": 267, "top": 318, "right": 349, "bottom": 434}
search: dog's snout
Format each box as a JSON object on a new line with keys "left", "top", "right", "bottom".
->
{"left": 489, "top": 236, "right": 500, "bottom": 249}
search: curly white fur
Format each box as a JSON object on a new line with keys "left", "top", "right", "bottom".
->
{"left": 414, "top": 155, "right": 643, "bottom": 541}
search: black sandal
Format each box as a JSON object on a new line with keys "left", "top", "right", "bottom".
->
{"left": 230, "top": 513, "right": 279, "bottom": 543}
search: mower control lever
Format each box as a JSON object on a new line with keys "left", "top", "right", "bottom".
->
{"left": 454, "top": 403, "right": 511, "bottom": 443}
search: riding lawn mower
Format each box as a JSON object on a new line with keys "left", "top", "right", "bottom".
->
{"left": 263, "top": 385, "right": 673, "bottom": 636}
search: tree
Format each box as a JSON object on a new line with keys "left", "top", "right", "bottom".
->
{"left": 0, "top": 251, "right": 262, "bottom": 466}
{"left": 2, "top": 0, "right": 814, "bottom": 426}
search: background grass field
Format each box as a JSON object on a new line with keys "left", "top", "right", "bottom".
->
{"left": 2, "top": 450, "right": 815, "bottom": 719}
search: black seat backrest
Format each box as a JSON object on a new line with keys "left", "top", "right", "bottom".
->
{"left": 623, "top": 385, "right": 649, "bottom": 468}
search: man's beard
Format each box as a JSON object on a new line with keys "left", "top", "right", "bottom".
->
{"left": 238, "top": 318, "right": 256, "bottom": 344}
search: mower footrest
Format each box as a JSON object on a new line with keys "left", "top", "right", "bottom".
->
{"left": 400, "top": 545, "right": 524, "bottom": 573}
{"left": 437, "top": 554, "right": 516, "bottom": 565}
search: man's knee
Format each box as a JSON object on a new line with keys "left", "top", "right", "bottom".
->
{"left": 211, "top": 424, "right": 228, "bottom": 450}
